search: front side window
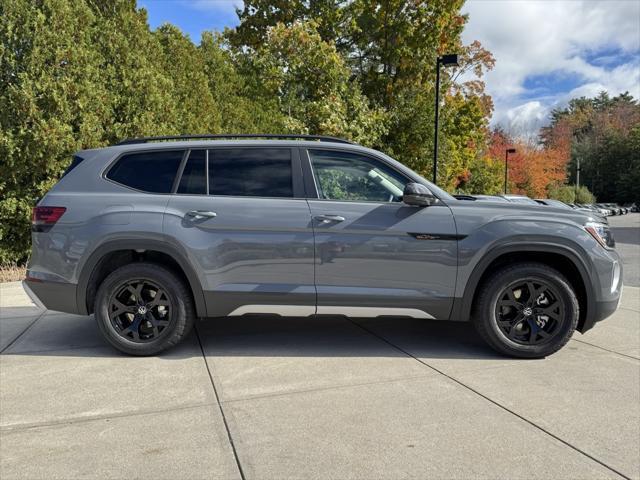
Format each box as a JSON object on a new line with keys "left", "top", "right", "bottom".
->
{"left": 208, "top": 148, "right": 293, "bottom": 197}
{"left": 107, "top": 150, "right": 184, "bottom": 193}
{"left": 308, "top": 149, "right": 407, "bottom": 202}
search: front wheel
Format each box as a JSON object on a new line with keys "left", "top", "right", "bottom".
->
{"left": 94, "top": 263, "right": 195, "bottom": 356}
{"left": 473, "top": 263, "right": 579, "bottom": 358}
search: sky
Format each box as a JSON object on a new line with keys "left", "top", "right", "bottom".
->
{"left": 140, "top": 0, "right": 640, "bottom": 136}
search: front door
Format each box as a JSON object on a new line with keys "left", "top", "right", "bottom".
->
{"left": 304, "top": 148, "right": 458, "bottom": 320}
{"left": 164, "top": 147, "right": 315, "bottom": 317}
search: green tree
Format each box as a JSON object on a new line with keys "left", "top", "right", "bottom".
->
{"left": 1, "top": 0, "right": 110, "bottom": 262}
{"left": 154, "top": 24, "right": 221, "bottom": 134}
{"left": 250, "top": 21, "right": 386, "bottom": 144}
{"left": 199, "top": 31, "right": 285, "bottom": 134}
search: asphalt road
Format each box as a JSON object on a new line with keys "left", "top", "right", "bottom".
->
{"left": 0, "top": 215, "right": 638, "bottom": 480}
{"left": 610, "top": 213, "right": 640, "bottom": 287}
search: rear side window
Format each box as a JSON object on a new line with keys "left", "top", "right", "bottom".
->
{"left": 107, "top": 150, "right": 184, "bottom": 193}
{"left": 177, "top": 150, "right": 207, "bottom": 194}
{"left": 209, "top": 148, "right": 292, "bottom": 197}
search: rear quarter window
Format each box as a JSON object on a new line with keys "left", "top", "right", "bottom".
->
{"left": 106, "top": 150, "right": 184, "bottom": 193}
{"left": 61, "top": 155, "right": 85, "bottom": 178}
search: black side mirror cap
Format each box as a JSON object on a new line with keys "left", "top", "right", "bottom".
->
{"left": 402, "top": 183, "right": 438, "bottom": 207}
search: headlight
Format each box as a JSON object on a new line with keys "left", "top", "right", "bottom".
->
{"left": 584, "top": 222, "right": 615, "bottom": 249}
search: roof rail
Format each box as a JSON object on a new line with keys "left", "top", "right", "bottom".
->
{"left": 115, "top": 134, "right": 356, "bottom": 146}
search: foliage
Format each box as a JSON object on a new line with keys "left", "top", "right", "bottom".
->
{"left": 575, "top": 185, "right": 596, "bottom": 204}
{"left": 542, "top": 91, "right": 640, "bottom": 203}
{"left": 546, "top": 184, "right": 595, "bottom": 204}
{"left": 248, "top": 21, "right": 387, "bottom": 144}
{"left": 231, "top": 0, "right": 497, "bottom": 190}
{"left": 547, "top": 185, "right": 575, "bottom": 203}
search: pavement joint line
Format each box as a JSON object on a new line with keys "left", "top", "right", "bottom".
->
{"left": 570, "top": 338, "right": 640, "bottom": 361}
{"left": 347, "top": 318, "right": 633, "bottom": 480}
{"left": 0, "top": 402, "right": 216, "bottom": 434}
{"left": 195, "top": 325, "right": 246, "bottom": 480}
{"left": 219, "top": 373, "right": 436, "bottom": 405}
{"left": 0, "top": 343, "right": 107, "bottom": 356}
{"left": 0, "top": 310, "right": 47, "bottom": 354}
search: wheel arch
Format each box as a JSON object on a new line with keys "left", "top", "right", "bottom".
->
{"left": 453, "top": 244, "right": 596, "bottom": 333}
{"left": 76, "top": 239, "right": 207, "bottom": 317}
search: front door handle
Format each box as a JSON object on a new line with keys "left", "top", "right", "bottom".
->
{"left": 186, "top": 210, "right": 217, "bottom": 219}
{"left": 314, "top": 214, "right": 346, "bottom": 224}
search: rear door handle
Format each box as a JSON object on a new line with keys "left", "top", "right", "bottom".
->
{"left": 314, "top": 214, "right": 345, "bottom": 224}
{"left": 186, "top": 210, "right": 217, "bottom": 219}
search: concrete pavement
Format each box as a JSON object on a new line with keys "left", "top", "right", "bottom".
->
{"left": 1, "top": 282, "right": 638, "bottom": 479}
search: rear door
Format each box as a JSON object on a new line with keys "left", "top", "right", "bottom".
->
{"left": 164, "top": 146, "right": 315, "bottom": 317}
{"left": 303, "top": 148, "right": 458, "bottom": 320}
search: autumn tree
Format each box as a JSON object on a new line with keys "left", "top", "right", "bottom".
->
{"left": 542, "top": 92, "right": 640, "bottom": 202}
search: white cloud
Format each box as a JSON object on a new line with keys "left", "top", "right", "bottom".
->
{"left": 462, "top": 0, "right": 640, "bottom": 136}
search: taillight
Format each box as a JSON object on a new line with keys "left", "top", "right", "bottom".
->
{"left": 32, "top": 206, "right": 66, "bottom": 232}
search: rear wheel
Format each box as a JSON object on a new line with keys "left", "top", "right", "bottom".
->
{"left": 94, "top": 263, "right": 195, "bottom": 356}
{"left": 473, "top": 263, "right": 579, "bottom": 358}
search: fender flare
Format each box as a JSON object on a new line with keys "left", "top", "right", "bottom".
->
{"left": 452, "top": 242, "right": 596, "bottom": 326}
{"left": 76, "top": 239, "right": 207, "bottom": 317}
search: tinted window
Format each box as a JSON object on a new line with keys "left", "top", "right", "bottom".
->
{"left": 209, "top": 148, "right": 292, "bottom": 197}
{"left": 308, "top": 150, "right": 407, "bottom": 202}
{"left": 61, "top": 155, "right": 84, "bottom": 178}
{"left": 177, "top": 150, "right": 207, "bottom": 194}
{"left": 107, "top": 150, "right": 184, "bottom": 193}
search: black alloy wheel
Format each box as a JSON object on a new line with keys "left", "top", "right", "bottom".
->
{"left": 108, "top": 279, "right": 172, "bottom": 343}
{"left": 494, "top": 279, "right": 566, "bottom": 346}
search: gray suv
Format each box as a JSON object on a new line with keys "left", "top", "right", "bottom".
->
{"left": 24, "top": 135, "right": 623, "bottom": 358}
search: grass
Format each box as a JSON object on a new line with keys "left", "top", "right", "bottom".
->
{"left": 0, "top": 263, "right": 26, "bottom": 283}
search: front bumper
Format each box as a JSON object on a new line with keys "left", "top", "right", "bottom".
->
{"left": 23, "top": 279, "right": 79, "bottom": 314}
{"left": 579, "top": 254, "right": 623, "bottom": 333}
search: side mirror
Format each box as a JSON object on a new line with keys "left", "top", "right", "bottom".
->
{"left": 402, "top": 183, "right": 438, "bottom": 207}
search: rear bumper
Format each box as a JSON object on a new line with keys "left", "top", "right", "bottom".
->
{"left": 23, "top": 279, "right": 79, "bottom": 314}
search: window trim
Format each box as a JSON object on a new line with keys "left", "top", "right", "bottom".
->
{"left": 103, "top": 148, "right": 188, "bottom": 195}
{"left": 302, "top": 147, "right": 413, "bottom": 204}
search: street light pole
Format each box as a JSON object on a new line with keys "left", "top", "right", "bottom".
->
{"left": 432, "top": 54, "right": 458, "bottom": 185}
{"left": 504, "top": 148, "right": 516, "bottom": 194}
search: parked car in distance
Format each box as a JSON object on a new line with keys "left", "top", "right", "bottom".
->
{"left": 24, "top": 134, "right": 623, "bottom": 359}
{"left": 623, "top": 202, "right": 638, "bottom": 212}
{"left": 535, "top": 200, "right": 608, "bottom": 223}
{"left": 535, "top": 199, "right": 573, "bottom": 209}
{"left": 607, "top": 203, "right": 625, "bottom": 215}
{"left": 585, "top": 204, "right": 612, "bottom": 217}
{"left": 574, "top": 203, "right": 609, "bottom": 219}
{"left": 596, "top": 203, "right": 616, "bottom": 215}
{"left": 474, "top": 194, "right": 511, "bottom": 203}
{"left": 501, "top": 194, "right": 540, "bottom": 205}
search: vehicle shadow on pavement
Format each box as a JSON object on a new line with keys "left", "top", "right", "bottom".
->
{"left": 0, "top": 311, "right": 504, "bottom": 361}
{"left": 195, "top": 314, "right": 504, "bottom": 360}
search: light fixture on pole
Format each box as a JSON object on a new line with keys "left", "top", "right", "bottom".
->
{"left": 504, "top": 148, "right": 516, "bottom": 194}
{"left": 432, "top": 53, "right": 459, "bottom": 185}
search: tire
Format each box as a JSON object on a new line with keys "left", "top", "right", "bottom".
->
{"left": 94, "top": 262, "right": 195, "bottom": 356}
{"left": 472, "top": 262, "right": 579, "bottom": 359}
